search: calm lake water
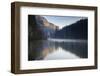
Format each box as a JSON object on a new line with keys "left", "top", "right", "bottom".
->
{"left": 28, "top": 39, "right": 88, "bottom": 61}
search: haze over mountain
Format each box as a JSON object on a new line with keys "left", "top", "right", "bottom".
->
{"left": 28, "top": 15, "right": 59, "bottom": 40}
{"left": 28, "top": 15, "right": 88, "bottom": 41}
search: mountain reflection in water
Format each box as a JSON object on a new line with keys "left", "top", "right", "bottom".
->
{"left": 28, "top": 39, "right": 88, "bottom": 61}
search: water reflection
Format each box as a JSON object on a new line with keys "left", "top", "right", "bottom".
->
{"left": 28, "top": 39, "right": 88, "bottom": 61}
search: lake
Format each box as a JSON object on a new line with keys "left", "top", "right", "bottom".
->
{"left": 28, "top": 39, "right": 88, "bottom": 61}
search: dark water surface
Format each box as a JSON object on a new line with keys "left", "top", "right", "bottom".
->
{"left": 28, "top": 39, "right": 88, "bottom": 61}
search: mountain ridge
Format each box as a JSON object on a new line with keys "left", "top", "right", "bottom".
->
{"left": 28, "top": 15, "right": 88, "bottom": 40}
{"left": 52, "top": 19, "right": 88, "bottom": 39}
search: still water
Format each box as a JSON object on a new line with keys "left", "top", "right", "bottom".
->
{"left": 28, "top": 39, "right": 88, "bottom": 61}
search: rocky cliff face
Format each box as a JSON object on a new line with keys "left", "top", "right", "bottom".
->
{"left": 35, "top": 16, "right": 59, "bottom": 39}
{"left": 28, "top": 15, "right": 59, "bottom": 41}
{"left": 35, "top": 16, "right": 59, "bottom": 30}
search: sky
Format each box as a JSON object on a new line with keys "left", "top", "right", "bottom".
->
{"left": 43, "top": 15, "right": 87, "bottom": 29}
